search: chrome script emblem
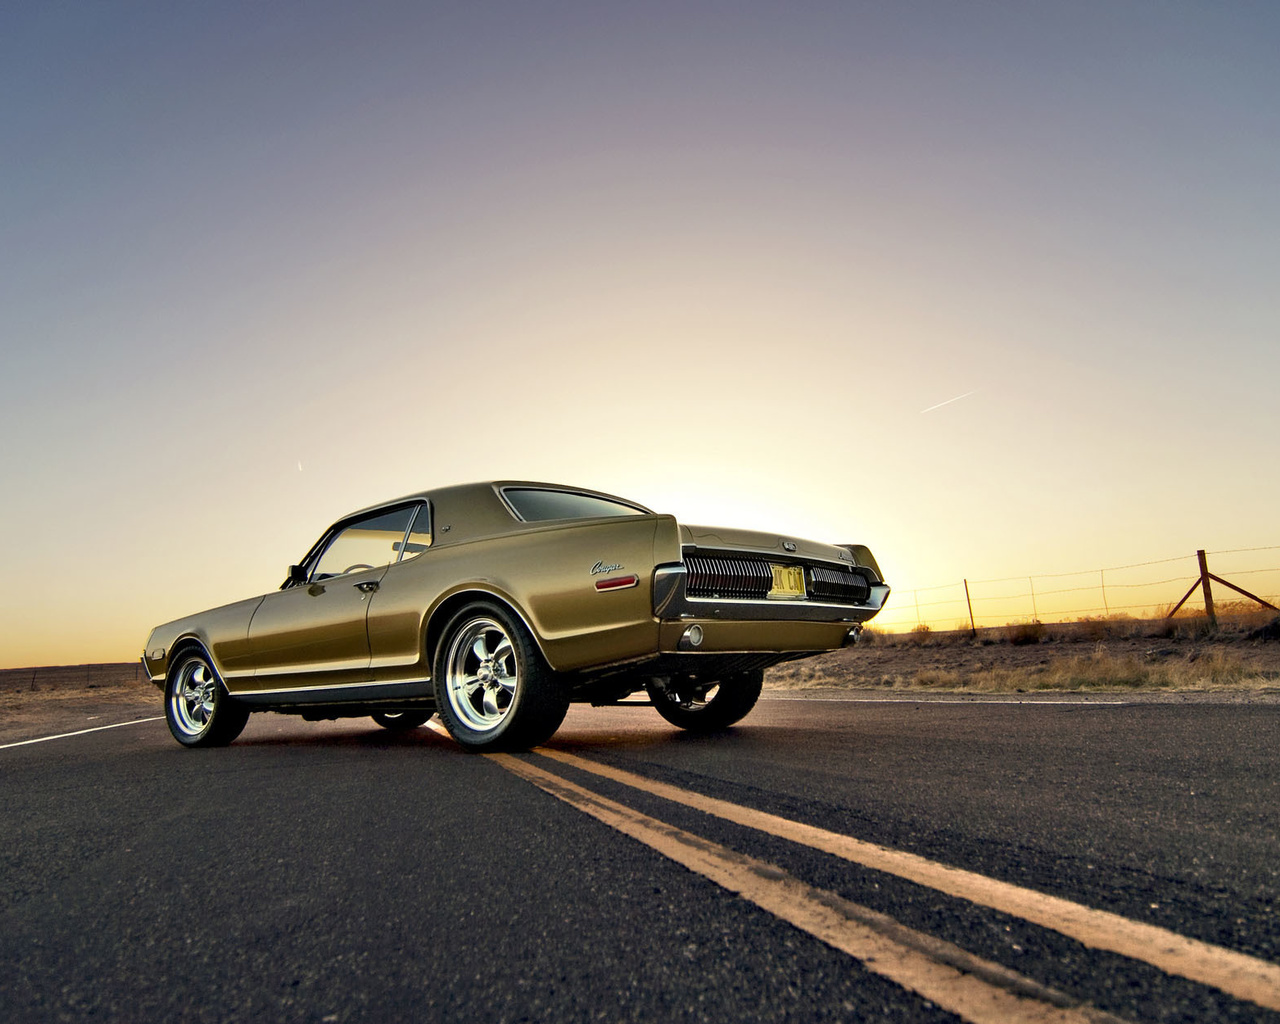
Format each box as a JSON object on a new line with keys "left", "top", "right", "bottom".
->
{"left": 592, "top": 561, "right": 623, "bottom": 575}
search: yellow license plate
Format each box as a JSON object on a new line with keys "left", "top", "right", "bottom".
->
{"left": 768, "top": 564, "right": 806, "bottom": 599}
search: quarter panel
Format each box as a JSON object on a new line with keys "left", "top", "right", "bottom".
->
{"left": 400, "top": 515, "right": 676, "bottom": 674}
{"left": 484, "top": 516, "right": 669, "bottom": 671}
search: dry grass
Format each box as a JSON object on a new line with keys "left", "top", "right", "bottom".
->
{"left": 1004, "top": 620, "right": 1047, "bottom": 646}
{"left": 1149, "top": 601, "right": 1278, "bottom": 632}
{"left": 882, "top": 604, "right": 1278, "bottom": 645}
{"left": 945, "top": 609, "right": 1274, "bottom": 645}
{"left": 768, "top": 614, "right": 1280, "bottom": 693}
{"left": 907, "top": 649, "right": 1276, "bottom": 692}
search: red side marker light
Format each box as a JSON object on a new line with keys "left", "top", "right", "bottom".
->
{"left": 595, "top": 575, "right": 639, "bottom": 591}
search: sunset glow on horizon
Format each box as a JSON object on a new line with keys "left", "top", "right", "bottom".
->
{"left": 2, "top": 3, "right": 1278, "bottom": 668}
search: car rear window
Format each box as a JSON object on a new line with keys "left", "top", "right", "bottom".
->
{"left": 502, "top": 488, "right": 647, "bottom": 522}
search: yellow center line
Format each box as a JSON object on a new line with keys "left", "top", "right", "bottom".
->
{"left": 537, "top": 748, "right": 1280, "bottom": 1013}
{"left": 490, "top": 753, "right": 1127, "bottom": 1024}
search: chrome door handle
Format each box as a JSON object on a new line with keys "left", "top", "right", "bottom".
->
{"left": 355, "top": 581, "right": 380, "bottom": 593}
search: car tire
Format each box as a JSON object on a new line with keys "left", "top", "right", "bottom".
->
{"left": 646, "top": 670, "right": 763, "bottom": 732}
{"left": 370, "top": 711, "right": 432, "bottom": 731}
{"left": 432, "top": 602, "right": 568, "bottom": 752}
{"left": 165, "top": 651, "right": 250, "bottom": 747}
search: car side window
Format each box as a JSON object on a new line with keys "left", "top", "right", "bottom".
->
{"left": 311, "top": 507, "right": 415, "bottom": 581}
{"left": 395, "top": 504, "right": 431, "bottom": 562}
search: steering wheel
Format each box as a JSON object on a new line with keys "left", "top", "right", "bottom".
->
{"left": 342, "top": 563, "right": 376, "bottom": 575}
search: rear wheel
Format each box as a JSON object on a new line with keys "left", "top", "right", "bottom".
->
{"left": 646, "top": 670, "right": 763, "bottom": 732}
{"left": 371, "top": 711, "right": 432, "bottom": 731}
{"left": 433, "top": 602, "right": 568, "bottom": 752}
{"left": 165, "top": 651, "right": 250, "bottom": 747}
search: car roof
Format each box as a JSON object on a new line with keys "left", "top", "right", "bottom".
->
{"left": 342, "top": 481, "right": 653, "bottom": 528}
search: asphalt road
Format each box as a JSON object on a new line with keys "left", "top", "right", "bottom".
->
{"left": 3, "top": 694, "right": 1279, "bottom": 1023}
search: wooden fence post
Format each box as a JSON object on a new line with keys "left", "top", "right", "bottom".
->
{"left": 964, "top": 579, "right": 976, "bottom": 637}
{"left": 1197, "top": 549, "right": 1217, "bottom": 626}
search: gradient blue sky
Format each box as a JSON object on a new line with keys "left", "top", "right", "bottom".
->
{"left": 3, "top": 2, "right": 1277, "bottom": 665}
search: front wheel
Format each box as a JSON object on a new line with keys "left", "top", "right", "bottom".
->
{"left": 165, "top": 652, "right": 250, "bottom": 747}
{"left": 646, "top": 670, "right": 763, "bottom": 732}
{"left": 433, "top": 602, "right": 568, "bottom": 752}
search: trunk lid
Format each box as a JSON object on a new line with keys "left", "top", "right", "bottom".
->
{"left": 679, "top": 524, "right": 854, "bottom": 568}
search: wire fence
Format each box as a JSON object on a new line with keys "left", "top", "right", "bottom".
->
{"left": 875, "top": 546, "right": 1280, "bottom": 633}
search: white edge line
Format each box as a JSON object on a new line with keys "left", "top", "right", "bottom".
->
{"left": 762, "top": 696, "right": 1129, "bottom": 706}
{"left": 0, "top": 717, "right": 164, "bottom": 751}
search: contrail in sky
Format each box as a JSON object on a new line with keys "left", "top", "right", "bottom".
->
{"left": 920, "top": 390, "right": 976, "bottom": 414}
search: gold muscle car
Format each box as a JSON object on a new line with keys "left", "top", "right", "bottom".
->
{"left": 143, "top": 482, "right": 889, "bottom": 751}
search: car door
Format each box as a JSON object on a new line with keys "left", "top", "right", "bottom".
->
{"left": 242, "top": 506, "right": 416, "bottom": 693}
{"left": 365, "top": 502, "right": 439, "bottom": 683}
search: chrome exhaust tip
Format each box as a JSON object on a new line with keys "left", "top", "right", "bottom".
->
{"left": 678, "top": 624, "right": 704, "bottom": 650}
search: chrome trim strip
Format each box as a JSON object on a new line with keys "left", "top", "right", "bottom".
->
{"left": 395, "top": 502, "right": 431, "bottom": 563}
{"left": 230, "top": 677, "right": 424, "bottom": 698}
{"left": 391, "top": 508, "right": 416, "bottom": 564}
{"left": 685, "top": 595, "right": 877, "bottom": 611}
{"left": 231, "top": 679, "right": 434, "bottom": 705}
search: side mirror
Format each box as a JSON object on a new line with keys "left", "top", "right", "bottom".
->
{"left": 287, "top": 564, "right": 308, "bottom": 585}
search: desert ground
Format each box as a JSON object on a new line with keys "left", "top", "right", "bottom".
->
{"left": 768, "top": 615, "right": 1280, "bottom": 694}
{"left": 4, "top": 616, "right": 1278, "bottom": 747}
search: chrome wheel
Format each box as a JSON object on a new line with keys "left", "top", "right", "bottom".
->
{"left": 432, "top": 602, "right": 568, "bottom": 751}
{"left": 163, "top": 651, "right": 250, "bottom": 748}
{"left": 444, "top": 617, "right": 518, "bottom": 733}
{"left": 646, "top": 670, "right": 763, "bottom": 732}
{"left": 662, "top": 682, "right": 720, "bottom": 712}
{"left": 171, "top": 659, "right": 218, "bottom": 736}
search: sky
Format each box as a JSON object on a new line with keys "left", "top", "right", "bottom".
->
{"left": 2, "top": 2, "right": 1278, "bottom": 667}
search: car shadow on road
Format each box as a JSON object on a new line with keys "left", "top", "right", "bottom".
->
{"left": 228, "top": 718, "right": 458, "bottom": 749}
{"left": 224, "top": 707, "right": 780, "bottom": 754}
{"left": 543, "top": 724, "right": 767, "bottom": 754}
